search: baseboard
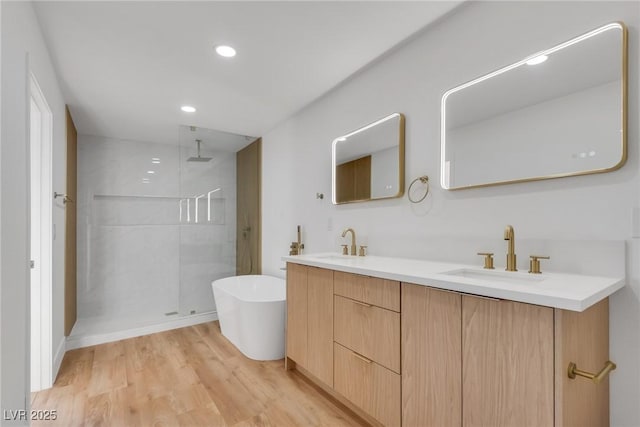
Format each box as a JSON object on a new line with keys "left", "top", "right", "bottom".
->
{"left": 65, "top": 312, "right": 218, "bottom": 351}
{"left": 52, "top": 337, "right": 66, "bottom": 383}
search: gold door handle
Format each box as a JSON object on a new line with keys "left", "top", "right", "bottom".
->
{"left": 568, "top": 360, "right": 616, "bottom": 384}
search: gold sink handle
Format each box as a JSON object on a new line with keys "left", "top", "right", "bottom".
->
{"left": 568, "top": 360, "right": 616, "bottom": 384}
{"left": 477, "top": 252, "right": 495, "bottom": 270}
{"left": 528, "top": 255, "right": 550, "bottom": 274}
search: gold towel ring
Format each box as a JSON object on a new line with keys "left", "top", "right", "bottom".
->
{"left": 408, "top": 175, "right": 429, "bottom": 203}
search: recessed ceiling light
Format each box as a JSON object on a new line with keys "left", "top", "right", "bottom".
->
{"left": 181, "top": 105, "right": 196, "bottom": 113}
{"left": 215, "top": 45, "right": 236, "bottom": 58}
{"left": 147, "top": 170, "right": 155, "bottom": 174}
{"left": 526, "top": 55, "right": 548, "bottom": 66}
{"left": 151, "top": 158, "right": 161, "bottom": 164}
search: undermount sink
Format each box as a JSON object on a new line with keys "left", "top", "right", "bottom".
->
{"left": 442, "top": 268, "right": 546, "bottom": 285}
{"left": 312, "top": 254, "right": 355, "bottom": 261}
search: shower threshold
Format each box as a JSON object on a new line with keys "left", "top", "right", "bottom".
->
{"left": 66, "top": 310, "right": 218, "bottom": 350}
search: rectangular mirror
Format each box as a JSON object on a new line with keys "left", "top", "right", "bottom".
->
{"left": 441, "top": 22, "right": 627, "bottom": 190}
{"left": 332, "top": 113, "right": 405, "bottom": 204}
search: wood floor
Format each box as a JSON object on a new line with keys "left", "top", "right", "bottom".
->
{"left": 31, "top": 322, "right": 365, "bottom": 427}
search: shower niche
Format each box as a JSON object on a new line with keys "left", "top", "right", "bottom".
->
{"left": 74, "top": 125, "right": 258, "bottom": 340}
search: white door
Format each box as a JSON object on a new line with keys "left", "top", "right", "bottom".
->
{"left": 30, "top": 74, "right": 53, "bottom": 392}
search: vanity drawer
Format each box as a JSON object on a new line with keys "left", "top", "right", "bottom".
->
{"left": 334, "top": 271, "right": 400, "bottom": 312}
{"left": 334, "top": 295, "right": 400, "bottom": 373}
{"left": 334, "top": 342, "right": 400, "bottom": 427}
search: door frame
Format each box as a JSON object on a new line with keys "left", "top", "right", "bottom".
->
{"left": 29, "top": 73, "right": 53, "bottom": 391}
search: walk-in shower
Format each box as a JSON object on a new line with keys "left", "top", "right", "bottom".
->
{"left": 71, "top": 125, "right": 257, "bottom": 347}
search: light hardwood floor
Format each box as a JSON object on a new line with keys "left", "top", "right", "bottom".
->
{"left": 32, "top": 322, "right": 365, "bottom": 427}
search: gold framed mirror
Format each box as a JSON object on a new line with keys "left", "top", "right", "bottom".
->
{"left": 332, "top": 113, "right": 405, "bottom": 204}
{"left": 441, "top": 22, "right": 627, "bottom": 190}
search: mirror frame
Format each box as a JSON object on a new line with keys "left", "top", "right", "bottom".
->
{"left": 332, "top": 112, "right": 405, "bottom": 204}
{"left": 440, "top": 21, "right": 628, "bottom": 190}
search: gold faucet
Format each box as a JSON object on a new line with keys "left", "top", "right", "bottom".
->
{"left": 289, "top": 225, "right": 304, "bottom": 255}
{"left": 504, "top": 225, "right": 517, "bottom": 271}
{"left": 341, "top": 228, "right": 357, "bottom": 256}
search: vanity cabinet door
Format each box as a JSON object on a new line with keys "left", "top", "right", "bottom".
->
{"left": 286, "top": 262, "right": 307, "bottom": 366}
{"left": 334, "top": 342, "right": 401, "bottom": 427}
{"left": 307, "top": 266, "right": 334, "bottom": 386}
{"left": 334, "top": 295, "right": 400, "bottom": 373}
{"left": 555, "top": 299, "right": 610, "bottom": 427}
{"left": 462, "top": 296, "right": 554, "bottom": 427}
{"left": 402, "top": 283, "right": 462, "bottom": 427}
{"left": 334, "top": 271, "right": 400, "bottom": 312}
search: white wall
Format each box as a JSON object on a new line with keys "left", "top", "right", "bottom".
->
{"left": 1, "top": 1, "right": 67, "bottom": 422}
{"left": 262, "top": 2, "right": 640, "bottom": 425}
{"left": 0, "top": 0, "right": 4, "bottom": 413}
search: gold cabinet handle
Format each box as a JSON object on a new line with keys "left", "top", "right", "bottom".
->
{"left": 568, "top": 360, "right": 616, "bottom": 384}
{"left": 351, "top": 351, "right": 372, "bottom": 364}
{"left": 352, "top": 300, "right": 372, "bottom": 308}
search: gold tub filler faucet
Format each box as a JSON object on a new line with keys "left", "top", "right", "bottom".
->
{"left": 289, "top": 225, "right": 304, "bottom": 255}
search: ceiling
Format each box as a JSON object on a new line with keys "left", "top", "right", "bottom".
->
{"left": 33, "top": 1, "right": 461, "bottom": 147}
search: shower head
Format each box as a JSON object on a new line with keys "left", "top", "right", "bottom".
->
{"left": 187, "top": 156, "right": 212, "bottom": 162}
{"left": 187, "top": 139, "right": 212, "bottom": 162}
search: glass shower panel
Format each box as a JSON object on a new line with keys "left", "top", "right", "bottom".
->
{"left": 177, "top": 126, "right": 249, "bottom": 316}
{"left": 78, "top": 137, "right": 181, "bottom": 328}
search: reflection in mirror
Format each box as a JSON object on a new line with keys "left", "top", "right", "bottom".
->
{"left": 441, "top": 22, "right": 627, "bottom": 190}
{"left": 332, "top": 113, "right": 405, "bottom": 204}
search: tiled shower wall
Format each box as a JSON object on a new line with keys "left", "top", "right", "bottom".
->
{"left": 77, "top": 135, "right": 236, "bottom": 322}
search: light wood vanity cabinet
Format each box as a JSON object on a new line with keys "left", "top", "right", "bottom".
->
{"left": 333, "top": 271, "right": 402, "bottom": 426}
{"left": 334, "top": 295, "right": 400, "bottom": 373}
{"left": 286, "top": 263, "right": 308, "bottom": 365}
{"left": 334, "top": 271, "right": 400, "bottom": 311}
{"left": 403, "top": 283, "right": 611, "bottom": 427}
{"left": 287, "top": 265, "right": 612, "bottom": 427}
{"left": 402, "top": 284, "right": 462, "bottom": 427}
{"left": 461, "top": 296, "right": 555, "bottom": 426}
{"left": 285, "top": 263, "right": 334, "bottom": 386}
{"left": 334, "top": 342, "right": 401, "bottom": 427}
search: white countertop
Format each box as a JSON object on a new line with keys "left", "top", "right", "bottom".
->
{"left": 281, "top": 253, "right": 625, "bottom": 312}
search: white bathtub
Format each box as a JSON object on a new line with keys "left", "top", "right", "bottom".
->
{"left": 211, "top": 275, "right": 286, "bottom": 361}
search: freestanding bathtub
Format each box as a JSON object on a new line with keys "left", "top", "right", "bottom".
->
{"left": 211, "top": 275, "right": 286, "bottom": 361}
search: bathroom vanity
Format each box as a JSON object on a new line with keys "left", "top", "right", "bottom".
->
{"left": 282, "top": 253, "right": 624, "bottom": 427}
